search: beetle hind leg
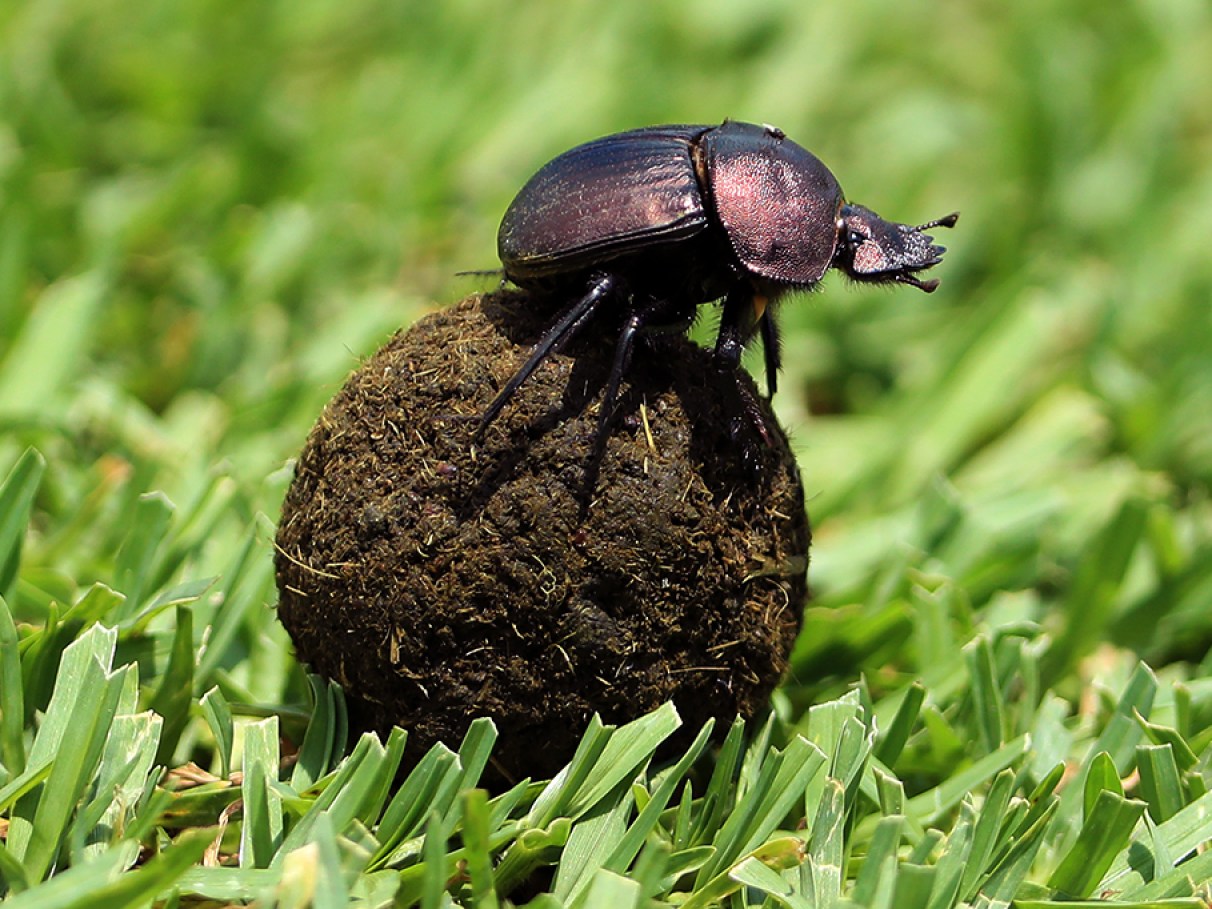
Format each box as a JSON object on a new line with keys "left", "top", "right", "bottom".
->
{"left": 477, "top": 272, "right": 617, "bottom": 438}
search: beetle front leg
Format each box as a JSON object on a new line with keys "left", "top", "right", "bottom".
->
{"left": 712, "top": 287, "right": 773, "bottom": 451}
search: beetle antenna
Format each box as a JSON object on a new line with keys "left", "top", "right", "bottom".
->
{"left": 455, "top": 268, "right": 506, "bottom": 278}
{"left": 916, "top": 212, "right": 959, "bottom": 231}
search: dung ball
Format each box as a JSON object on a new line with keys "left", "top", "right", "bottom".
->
{"left": 275, "top": 291, "right": 810, "bottom": 781}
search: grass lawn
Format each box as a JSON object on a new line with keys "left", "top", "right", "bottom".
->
{"left": 2, "top": 1, "right": 1212, "bottom": 906}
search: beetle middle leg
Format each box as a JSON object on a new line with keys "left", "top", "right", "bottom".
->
{"left": 759, "top": 311, "right": 781, "bottom": 399}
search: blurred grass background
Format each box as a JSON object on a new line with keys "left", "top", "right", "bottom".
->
{"left": 2, "top": 0, "right": 1211, "bottom": 706}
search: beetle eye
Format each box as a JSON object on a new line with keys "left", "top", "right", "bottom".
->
{"left": 846, "top": 229, "right": 866, "bottom": 248}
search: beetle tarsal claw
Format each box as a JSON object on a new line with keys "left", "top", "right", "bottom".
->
{"left": 900, "top": 274, "right": 940, "bottom": 293}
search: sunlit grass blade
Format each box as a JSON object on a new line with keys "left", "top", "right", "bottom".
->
{"left": 240, "top": 716, "right": 283, "bottom": 869}
{"left": 199, "top": 686, "right": 234, "bottom": 779}
{"left": 1049, "top": 790, "right": 1147, "bottom": 897}
{"left": 1101, "top": 788, "right": 1212, "bottom": 896}
{"left": 873, "top": 680, "right": 925, "bottom": 769}
{"left": 696, "top": 734, "right": 825, "bottom": 884}
{"left": 578, "top": 867, "right": 641, "bottom": 909}
{"left": 1, "top": 594, "right": 25, "bottom": 774}
{"left": 147, "top": 605, "right": 193, "bottom": 764}
{"left": 1136, "top": 744, "right": 1184, "bottom": 823}
{"left": 852, "top": 815, "right": 903, "bottom": 909}
{"left": 461, "top": 788, "right": 499, "bottom": 909}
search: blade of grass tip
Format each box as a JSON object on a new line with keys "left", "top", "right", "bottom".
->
{"left": 803, "top": 690, "right": 863, "bottom": 767}
{"left": 1011, "top": 763, "right": 1063, "bottom": 853}
{"left": 277, "top": 813, "right": 349, "bottom": 909}
{"left": 852, "top": 815, "right": 904, "bottom": 909}
{"left": 1172, "top": 684, "right": 1191, "bottom": 743}
{"left": 455, "top": 717, "right": 499, "bottom": 795}
{"left": 579, "top": 868, "right": 641, "bottom": 909}
{"left": 604, "top": 719, "right": 714, "bottom": 874}
{"left": 272, "top": 732, "right": 380, "bottom": 865}
{"left": 0, "top": 448, "right": 44, "bottom": 600}
{"left": 874, "top": 681, "right": 925, "bottom": 769}
{"left": 728, "top": 855, "right": 812, "bottom": 909}
{"left": 1136, "top": 744, "right": 1185, "bottom": 824}
{"left": 291, "top": 675, "right": 338, "bottom": 791}
{"left": 1127, "top": 848, "right": 1212, "bottom": 901}
{"left": 200, "top": 686, "right": 234, "bottom": 779}
{"left": 527, "top": 714, "right": 610, "bottom": 827}
{"left": 892, "top": 863, "right": 938, "bottom": 909}
{"left": 6, "top": 623, "right": 118, "bottom": 854}
{"left": 71, "top": 710, "right": 163, "bottom": 862}
{"left": 976, "top": 799, "right": 1058, "bottom": 903}
{"left": 672, "top": 780, "right": 694, "bottom": 852}
{"left": 924, "top": 809, "right": 974, "bottom": 909}
{"left": 18, "top": 658, "right": 127, "bottom": 881}
{"left": 689, "top": 716, "right": 746, "bottom": 846}
{"left": 556, "top": 776, "right": 634, "bottom": 906}
{"left": 1049, "top": 790, "right": 1148, "bottom": 897}
{"left": 964, "top": 636, "right": 1006, "bottom": 755}
{"left": 240, "top": 716, "right": 283, "bottom": 869}
{"left": 310, "top": 731, "right": 396, "bottom": 837}
{"left": 958, "top": 769, "right": 1015, "bottom": 902}
{"left": 904, "top": 734, "right": 1029, "bottom": 827}
{"left": 738, "top": 712, "right": 777, "bottom": 798}
{"left": 830, "top": 714, "right": 874, "bottom": 799}
{"left": 564, "top": 702, "right": 681, "bottom": 821}
{"left": 699, "top": 734, "right": 825, "bottom": 884}
{"left": 681, "top": 837, "right": 804, "bottom": 909}
{"left": 371, "top": 741, "right": 460, "bottom": 868}
{"left": 1135, "top": 712, "right": 1199, "bottom": 771}
{"left": 1100, "top": 789, "right": 1212, "bottom": 896}
{"left": 462, "top": 789, "right": 500, "bottom": 909}
{"left": 148, "top": 605, "right": 194, "bottom": 765}
{"left": 421, "top": 810, "right": 451, "bottom": 909}
{"left": 1057, "top": 663, "right": 1157, "bottom": 831}
{"left": 874, "top": 765, "right": 905, "bottom": 817}
{"left": 1, "top": 594, "right": 25, "bottom": 774}
{"left": 630, "top": 839, "right": 670, "bottom": 901}
{"left": 488, "top": 778, "right": 534, "bottom": 829}
{"left": 357, "top": 725, "right": 408, "bottom": 828}
{"left": 1084, "top": 751, "right": 1125, "bottom": 818}
{"left": 805, "top": 778, "right": 845, "bottom": 909}
{"left": 0, "top": 841, "right": 138, "bottom": 909}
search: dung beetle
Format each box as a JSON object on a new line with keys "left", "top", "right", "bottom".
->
{"left": 480, "top": 119, "right": 957, "bottom": 451}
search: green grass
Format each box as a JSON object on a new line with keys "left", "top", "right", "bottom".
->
{"left": 3, "top": 0, "right": 1212, "bottom": 905}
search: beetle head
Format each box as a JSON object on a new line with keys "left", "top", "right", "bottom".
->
{"left": 833, "top": 204, "right": 958, "bottom": 292}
